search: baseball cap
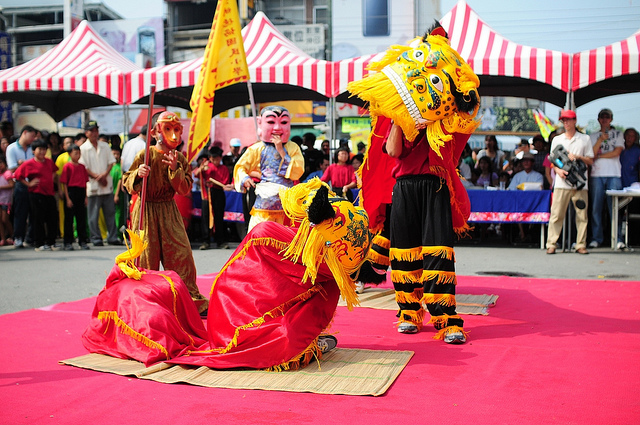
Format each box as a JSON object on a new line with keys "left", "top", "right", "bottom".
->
{"left": 84, "top": 120, "right": 99, "bottom": 131}
{"left": 230, "top": 138, "right": 241, "bottom": 147}
{"left": 598, "top": 108, "right": 613, "bottom": 119}
{"left": 559, "top": 110, "right": 576, "bottom": 120}
{"left": 521, "top": 152, "right": 535, "bottom": 161}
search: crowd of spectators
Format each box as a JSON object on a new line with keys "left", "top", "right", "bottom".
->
{"left": 2, "top": 106, "right": 638, "bottom": 252}
{"left": 457, "top": 108, "right": 640, "bottom": 248}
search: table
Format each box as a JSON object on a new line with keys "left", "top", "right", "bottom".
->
{"left": 466, "top": 189, "right": 552, "bottom": 248}
{"left": 606, "top": 189, "right": 640, "bottom": 249}
{"left": 191, "top": 190, "right": 245, "bottom": 223}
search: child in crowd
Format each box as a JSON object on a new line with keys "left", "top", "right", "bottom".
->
{"left": 13, "top": 139, "right": 59, "bottom": 251}
{"left": 60, "top": 145, "right": 89, "bottom": 250}
{"left": 194, "top": 146, "right": 232, "bottom": 250}
{"left": 0, "top": 156, "right": 14, "bottom": 245}
{"left": 110, "top": 144, "right": 125, "bottom": 239}
{"left": 321, "top": 145, "right": 357, "bottom": 198}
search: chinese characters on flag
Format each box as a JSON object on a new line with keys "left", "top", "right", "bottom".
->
{"left": 187, "top": 0, "right": 250, "bottom": 163}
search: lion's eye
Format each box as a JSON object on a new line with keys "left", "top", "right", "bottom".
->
{"left": 429, "top": 74, "right": 443, "bottom": 92}
{"left": 413, "top": 50, "right": 424, "bottom": 61}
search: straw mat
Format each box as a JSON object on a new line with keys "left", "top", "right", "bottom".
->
{"left": 341, "top": 288, "right": 499, "bottom": 315}
{"left": 60, "top": 348, "right": 414, "bottom": 396}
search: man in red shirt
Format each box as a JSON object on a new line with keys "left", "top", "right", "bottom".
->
{"left": 14, "top": 139, "right": 59, "bottom": 251}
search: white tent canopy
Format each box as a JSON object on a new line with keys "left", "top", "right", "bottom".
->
{"left": 0, "top": 21, "right": 142, "bottom": 121}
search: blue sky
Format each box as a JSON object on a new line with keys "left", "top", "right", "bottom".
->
{"left": 102, "top": 0, "right": 640, "bottom": 130}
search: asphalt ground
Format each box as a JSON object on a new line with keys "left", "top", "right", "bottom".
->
{"left": 2, "top": 235, "right": 638, "bottom": 315}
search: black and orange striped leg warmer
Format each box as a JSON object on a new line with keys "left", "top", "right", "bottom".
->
{"left": 420, "top": 246, "right": 464, "bottom": 339}
{"left": 390, "top": 246, "right": 426, "bottom": 329}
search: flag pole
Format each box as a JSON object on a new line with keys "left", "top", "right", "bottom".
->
{"left": 186, "top": 0, "right": 250, "bottom": 164}
{"left": 138, "top": 84, "right": 156, "bottom": 233}
{"left": 247, "top": 80, "right": 259, "bottom": 141}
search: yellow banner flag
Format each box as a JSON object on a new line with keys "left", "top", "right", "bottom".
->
{"left": 187, "top": 0, "right": 250, "bottom": 163}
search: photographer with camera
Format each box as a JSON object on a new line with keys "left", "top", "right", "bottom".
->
{"left": 546, "top": 110, "right": 594, "bottom": 255}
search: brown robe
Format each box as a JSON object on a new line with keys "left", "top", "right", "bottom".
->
{"left": 123, "top": 148, "right": 208, "bottom": 312}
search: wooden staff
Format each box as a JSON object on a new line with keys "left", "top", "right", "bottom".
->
{"left": 138, "top": 84, "right": 156, "bottom": 233}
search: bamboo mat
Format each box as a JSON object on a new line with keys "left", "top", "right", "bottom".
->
{"left": 341, "top": 288, "right": 499, "bottom": 315}
{"left": 61, "top": 348, "right": 414, "bottom": 397}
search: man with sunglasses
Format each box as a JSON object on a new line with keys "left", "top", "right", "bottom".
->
{"left": 588, "top": 108, "right": 625, "bottom": 250}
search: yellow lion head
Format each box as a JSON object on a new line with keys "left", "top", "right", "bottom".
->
{"left": 348, "top": 22, "right": 481, "bottom": 157}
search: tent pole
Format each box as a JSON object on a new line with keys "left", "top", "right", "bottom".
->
{"left": 565, "top": 58, "right": 573, "bottom": 110}
{"left": 329, "top": 97, "right": 336, "bottom": 164}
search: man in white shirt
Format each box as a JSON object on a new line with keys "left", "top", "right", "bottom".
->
{"left": 6, "top": 125, "right": 36, "bottom": 248}
{"left": 121, "top": 125, "right": 147, "bottom": 173}
{"left": 546, "top": 110, "right": 594, "bottom": 255}
{"left": 79, "top": 120, "right": 120, "bottom": 246}
{"left": 588, "top": 108, "right": 625, "bottom": 249}
{"left": 507, "top": 152, "right": 543, "bottom": 190}
{"left": 120, "top": 125, "right": 148, "bottom": 231}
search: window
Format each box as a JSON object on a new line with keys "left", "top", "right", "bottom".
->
{"left": 265, "top": 0, "right": 305, "bottom": 25}
{"left": 363, "top": 0, "right": 389, "bottom": 37}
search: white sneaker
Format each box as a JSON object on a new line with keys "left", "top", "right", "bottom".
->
{"left": 35, "top": 244, "right": 52, "bottom": 252}
{"left": 616, "top": 241, "right": 626, "bottom": 251}
{"left": 397, "top": 323, "right": 419, "bottom": 334}
{"left": 588, "top": 241, "right": 600, "bottom": 249}
{"left": 355, "top": 281, "right": 365, "bottom": 294}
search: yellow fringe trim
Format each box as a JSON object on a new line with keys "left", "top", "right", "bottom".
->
{"left": 191, "top": 284, "right": 325, "bottom": 356}
{"left": 422, "top": 246, "right": 454, "bottom": 260}
{"left": 422, "top": 270, "right": 457, "bottom": 285}
{"left": 391, "top": 269, "right": 423, "bottom": 284}
{"left": 395, "top": 288, "right": 424, "bottom": 304}
{"left": 372, "top": 234, "right": 390, "bottom": 250}
{"left": 433, "top": 325, "right": 468, "bottom": 341}
{"left": 115, "top": 229, "right": 148, "bottom": 280}
{"left": 398, "top": 309, "right": 425, "bottom": 327}
{"left": 264, "top": 337, "right": 322, "bottom": 372}
{"left": 98, "top": 311, "right": 169, "bottom": 359}
{"left": 421, "top": 293, "right": 457, "bottom": 307}
{"left": 392, "top": 270, "right": 457, "bottom": 285}
{"left": 427, "top": 314, "right": 462, "bottom": 328}
{"left": 366, "top": 249, "right": 389, "bottom": 267}
{"left": 390, "top": 246, "right": 423, "bottom": 262}
{"left": 390, "top": 246, "right": 454, "bottom": 262}
{"left": 324, "top": 248, "right": 360, "bottom": 310}
{"left": 210, "top": 237, "right": 289, "bottom": 297}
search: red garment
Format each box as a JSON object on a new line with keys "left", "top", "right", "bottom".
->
{"left": 13, "top": 158, "right": 58, "bottom": 196}
{"left": 82, "top": 266, "right": 209, "bottom": 366}
{"left": 82, "top": 221, "right": 339, "bottom": 370}
{"left": 60, "top": 161, "right": 89, "bottom": 188}
{"left": 360, "top": 116, "right": 471, "bottom": 234}
{"left": 202, "top": 162, "right": 230, "bottom": 189}
{"left": 321, "top": 163, "right": 356, "bottom": 187}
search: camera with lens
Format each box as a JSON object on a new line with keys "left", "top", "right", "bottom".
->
{"left": 549, "top": 144, "right": 588, "bottom": 190}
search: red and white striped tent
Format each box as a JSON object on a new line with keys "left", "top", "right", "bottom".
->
{"left": 0, "top": 21, "right": 141, "bottom": 121}
{"left": 128, "top": 11, "right": 333, "bottom": 112}
{"left": 571, "top": 29, "right": 640, "bottom": 106}
{"left": 335, "top": 0, "right": 572, "bottom": 107}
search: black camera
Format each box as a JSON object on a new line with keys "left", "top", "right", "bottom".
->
{"left": 549, "top": 144, "right": 588, "bottom": 190}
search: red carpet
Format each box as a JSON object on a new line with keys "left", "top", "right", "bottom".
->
{"left": 2, "top": 275, "right": 639, "bottom": 424}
